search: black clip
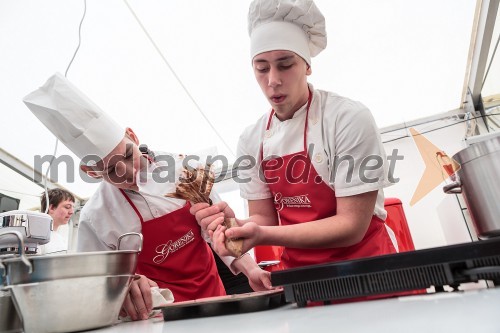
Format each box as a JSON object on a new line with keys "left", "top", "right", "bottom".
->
{"left": 139, "top": 144, "right": 155, "bottom": 160}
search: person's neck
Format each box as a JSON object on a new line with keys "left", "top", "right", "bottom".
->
{"left": 274, "top": 89, "right": 310, "bottom": 121}
{"left": 52, "top": 219, "right": 63, "bottom": 231}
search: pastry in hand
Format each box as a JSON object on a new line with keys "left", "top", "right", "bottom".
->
{"left": 223, "top": 218, "right": 243, "bottom": 257}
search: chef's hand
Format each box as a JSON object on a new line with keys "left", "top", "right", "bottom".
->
{"left": 212, "top": 222, "right": 262, "bottom": 257}
{"left": 120, "top": 275, "right": 158, "bottom": 321}
{"left": 245, "top": 263, "right": 273, "bottom": 291}
{"left": 229, "top": 248, "right": 273, "bottom": 291}
{"left": 190, "top": 201, "right": 236, "bottom": 236}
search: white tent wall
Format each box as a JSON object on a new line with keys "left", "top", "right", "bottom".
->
{"left": 0, "top": 0, "right": 492, "bottom": 251}
{"left": 0, "top": 162, "right": 44, "bottom": 210}
{"left": 382, "top": 120, "right": 472, "bottom": 249}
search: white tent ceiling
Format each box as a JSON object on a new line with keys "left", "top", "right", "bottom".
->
{"left": 0, "top": 0, "right": 498, "bottom": 201}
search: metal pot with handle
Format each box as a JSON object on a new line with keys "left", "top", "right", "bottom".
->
{"left": 1, "top": 232, "right": 142, "bottom": 285}
{"left": 443, "top": 135, "right": 500, "bottom": 238}
{"left": 0, "top": 230, "right": 143, "bottom": 333}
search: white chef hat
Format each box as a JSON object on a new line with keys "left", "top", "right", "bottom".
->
{"left": 23, "top": 73, "right": 124, "bottom": 162}
{"left": 248, "top": 0, "right": 327, "bottom": 66}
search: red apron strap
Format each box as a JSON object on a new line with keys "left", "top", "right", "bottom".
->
{"left": 303, "top": 89, "right": 312, "bottom": 152}
{"left": 266, "top": 110, "right": 275, "bottom": 130}
{"left": 119, "top": 189, "right": 144, "bottom": 223}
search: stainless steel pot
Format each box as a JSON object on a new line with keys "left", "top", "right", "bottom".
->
{"left": 443, "top": 135, "right": 500, "bottom": 238}
{"left": 0, "top": 231, "right": 143, "bottom": 333}
{"left": 1, "top": 232, "right": 142, "bottom": 285}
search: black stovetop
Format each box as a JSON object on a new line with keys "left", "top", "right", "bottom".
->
{"left": 271, "top": 237, "right": 500, "bottom": 307}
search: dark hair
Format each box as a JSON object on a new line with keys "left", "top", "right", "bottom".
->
{"left": 40, "top": 188, "right": 75, "bottom": 213}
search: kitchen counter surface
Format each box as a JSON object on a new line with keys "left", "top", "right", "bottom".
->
{"left": 89, "top": 286, "right": 500, "bottom": 333}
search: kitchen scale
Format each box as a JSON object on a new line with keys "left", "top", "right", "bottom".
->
{"left": 271, "top": 237, "right": 500, "bottom": 307}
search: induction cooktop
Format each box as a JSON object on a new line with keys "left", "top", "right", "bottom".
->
{"left": 271, "top": 237, "right": 500, "bottom": 307}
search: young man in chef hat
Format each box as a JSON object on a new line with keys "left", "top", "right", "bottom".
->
{"left": 191, "top": 0, "right": 398, "bottom": 269}
{"left": 23, "top": 73, "right": 272, "bottom": 321}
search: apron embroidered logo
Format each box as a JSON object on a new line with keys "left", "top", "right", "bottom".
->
{"left": 153, "top": 230, "right": 195, "bottom": 264}
{"left": 274, "top": 192, "right": 311, "bottom": 211}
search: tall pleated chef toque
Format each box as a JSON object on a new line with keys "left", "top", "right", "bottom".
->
{"left": 248, "top": 0, "right": 327, "bottom": 66}
{"left": 23, "top": 73, "right": 124, "bottom": 162}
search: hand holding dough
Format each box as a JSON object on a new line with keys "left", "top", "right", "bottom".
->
{"left": 223, "top": 218, "right": 243, "bottom": 257}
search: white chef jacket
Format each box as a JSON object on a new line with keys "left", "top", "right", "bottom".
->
{"left": 77, "top": 152, "right": 238, "bottom": 271}
{"left": 237, "top": 84, "right": 392, "bottom": 220}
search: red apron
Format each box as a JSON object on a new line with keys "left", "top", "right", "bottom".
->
{"left": 120, "top": 190, "right": 225, "bottom": 302}
{"left": 260, "top": 91, "right": 396, "bottom": 269}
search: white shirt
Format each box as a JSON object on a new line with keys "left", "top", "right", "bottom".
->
{"left": 39, "top": 228, "right": 68, "bottom": 254}
{"left": 237, "top": 84, "right": 392, "bottom": 220}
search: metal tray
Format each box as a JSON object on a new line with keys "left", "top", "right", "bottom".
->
{"left": 158, "top": 289, "right": 285, "bottom": 321}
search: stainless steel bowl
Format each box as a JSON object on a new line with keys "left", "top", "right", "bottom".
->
{"left": 5, "top": 275, "right": 133, "bottom": 333}
{"left": 1, "top": 231, "right": 143, "bottom": 333}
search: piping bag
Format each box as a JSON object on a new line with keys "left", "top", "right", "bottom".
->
{"left": 137, "top": 158, "right": 243, "bottom": 257}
